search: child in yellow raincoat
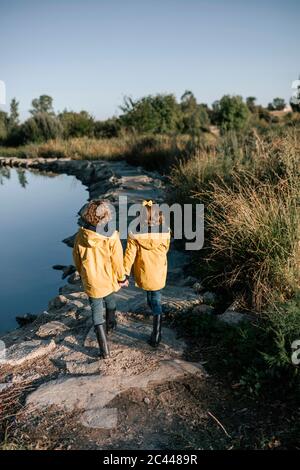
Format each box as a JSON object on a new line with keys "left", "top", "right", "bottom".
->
{"left": 124, "top": 200, "right": 171, "bottom": 347}
{"left": 73, "top": 200, "right": 127, "bottom": 359}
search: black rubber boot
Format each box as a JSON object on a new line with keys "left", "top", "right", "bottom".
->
{"left": 148, "top": 314, "right": 162, "bottom": 348}
{"left": 106, "top": 308, "right": 117, "bottom": 334}
{"left": 94, "top": 323, "right": 110, "bottom": 359}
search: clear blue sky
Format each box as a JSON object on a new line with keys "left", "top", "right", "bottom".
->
{"left": 1, "top": 0, "right": 299, "bottom": 121}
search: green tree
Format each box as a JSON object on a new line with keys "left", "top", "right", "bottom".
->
{"left": 0, "top": 110, "right": 8, "bottom": 143}
{"left": 9, "top": 98, "right": 20, "bottom": 128}
{"left": 290, "top": 81, "right": 300, "bottom": 112}
{"left": 30, "top": 95, "right": 54, "bottom": 115}
{"left": 120, "top": 94, "right": 180, "bottom": 134}
{"left": 94, "top": 118, "right": 120, "bottom": 138}
{"left": 214, "top": 95, "right": 250, "bottom": 132}
{"left": 267, "top": 97, "right": 286, "bottom": 111}
{"left": 179, "top": 91, "right": 210, "bottom": 135}
{"left": 17, "top": 169, "right": 28, "bottom": 188}
{"left": 0, "top": 167, "right": 11, "bottom": 184}
{"left": 246, "top": 96, "right": 257, "bottom": 113}
{"left": 59, "top": 110, "right": 95, "bottom": 138}
{"left": 20, "top": 113, "right": 63, "bottom": 143}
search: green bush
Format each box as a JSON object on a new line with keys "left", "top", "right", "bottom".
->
{"left": 18, "top": 113, "right": 63, "bottom": 144}
{"left": 175, "top": 294, "right": 300, "bottom": 396}
{"left": 120, "top": 94, "right": 181, "bottom": 134}
{"left": 0, "top": 111, "right": 8, "bottom": 143}
{"left": 59, "top": 111, "right": 95, "bottom": 138}
{"left": 94, "top": 118, "right": 120, "bottom": 138}
{"left": 179, "top": 91, "right": 210, "bottom": 135}
{"left": 124, "top": 135, "right": 183, "bottom": 170}
{"left": 212, "top": 95, "right": 250, "bottom": 133}
{"left": 170, "top": 130, "right": 300, "bottom": 311}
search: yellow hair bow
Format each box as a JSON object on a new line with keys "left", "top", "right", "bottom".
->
{"left": 142, "top": 200, "right": 153, "bottom": 207}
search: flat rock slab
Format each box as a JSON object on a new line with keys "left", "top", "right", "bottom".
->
{"left": 4, "top": 339, "right": 56, "bottom": 366}
{"left": 66, "top": 360, "right": 101, "bottom": 375}
{"left": 81, "top": 408, "right": 118, "bottom": 429}
{"left": 84, "top": 315, "right": 186, "bottom": 357}
{"left": 26, "top": 359, "right": 205, "bottom": 429}
{"left": 36, "top": 321, "right": 70, "bottom": 338}
{"left": 114, "top": 284, "right": 199, "bottom": 315}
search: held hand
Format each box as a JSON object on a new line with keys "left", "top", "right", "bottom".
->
{"left": 119, "top": 279, "right": 129, "bottom": 288}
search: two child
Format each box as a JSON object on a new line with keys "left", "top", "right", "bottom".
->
{"left": 73, "top": 199, "right": 170, "bottom": 359}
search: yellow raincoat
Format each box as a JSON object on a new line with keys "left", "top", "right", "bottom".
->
{"left": 73, "top": 227, "right": 125, "bottom": 298}
{"left": 124, "top": 231, "right": 171, "bottom": 291}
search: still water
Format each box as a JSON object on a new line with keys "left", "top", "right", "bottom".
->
{"left": 0, "top": 167, "right": 87, "bottom": 333}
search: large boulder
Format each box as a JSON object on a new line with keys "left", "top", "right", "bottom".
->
{"left": 218, "top": 310, "right": 253, "bottom": 326}
{"left": 192, "top": 304, "right": 214, "bottom": 315}
{"left": 202, "top": 291, "right": 218, "bottom": 306}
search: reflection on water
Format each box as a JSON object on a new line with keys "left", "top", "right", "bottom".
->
{"left": 0, "top": 167, "right": 86, "bottom": 334}
{"left": 0, "top": 166, "right": 11, "bottom": 185}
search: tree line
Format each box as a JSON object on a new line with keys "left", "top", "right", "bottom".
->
{"left": 0, "top": 90, "right": 297, "bottom": 146}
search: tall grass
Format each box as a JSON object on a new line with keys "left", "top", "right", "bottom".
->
{"left": 0, "top": 137, "right": 132, "bottom": 161}
{"left": 124, "top": 134, "right": 191, "bottom": 170}
{"left": 170, "top": 129, "right": 300, "bottom": 312}
{"left": 204, "top": 178, "right": 299, "bottom": 310}
{"left": 0, "top": 133, "right": 216, "bottom": 169}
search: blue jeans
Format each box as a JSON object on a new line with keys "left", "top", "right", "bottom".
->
{"left": 146, "top": 290, "right": 162, "bottom": 316}
{"left": 89, "top": 293, "right": 116, "bottom": 326}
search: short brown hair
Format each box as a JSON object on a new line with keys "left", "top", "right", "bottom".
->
{"left": 83, "top": 200, "right": 112, "bottom": 226}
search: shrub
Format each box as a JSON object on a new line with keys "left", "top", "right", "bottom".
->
{"left": 213, "top": 95, "right": 250, "bottom": 133}
{"left": 170, "top": 130, "right": 300, "bottom": 311}
{"left": 124, "top": 135, "right": 186, "bottom": 171}
{"left": 0, "top": 111, "right": 8, "bottom": 143}
{"left": 179, "top": 91, "right": 210, "bottom": 135}
{"left": 268, "top": 98, "right": 286, "bottom": 111}
{"left": 94, "top": 118, "right": 120, "bottom": 138}
{"left": 174, "top": 293, "right": 300, "bottom": 396}
{"left": 120, "top": 94, "right": 181, "bottom": 134}
{"left": 204, "top": 178, "right": 299, "bottom": 310}
{"left": 18, "top": 113, "right": 63, "bottom": 144}
{"left": 59, "top": 111, "right": 95, "bottom": 138}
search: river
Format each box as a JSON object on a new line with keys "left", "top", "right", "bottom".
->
{"left": 0, "top": 167, "right": 86, "bottom": 333}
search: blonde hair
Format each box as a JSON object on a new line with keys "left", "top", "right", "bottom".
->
{"left": 142, "top": 201, "right": 164, "bottom": 226}
{"left": 83, "top": 200, "right": 112, "bottom": 226}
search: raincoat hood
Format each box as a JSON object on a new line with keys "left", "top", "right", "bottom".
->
{"left": 73, "top": 228, "right": 125, "bottom": 298}
{"left": 124, "top": 228, "right": 171, "bottom": 291}
{"left": 77, "top": 227, "right": 117, "bottom": 248}
{"left": 129, "top": 231, "right": 171, "bottom": 251}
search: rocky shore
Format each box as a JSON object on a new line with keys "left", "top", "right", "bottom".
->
{"left": 0, "top": 156, "right": 248, "bottom": 448}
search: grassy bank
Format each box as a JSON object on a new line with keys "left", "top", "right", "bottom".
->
{"left": 169, "top": 129, "right": 300, "bottom": 397}
{"left": 172, "top": 294, "right": 300, "bottom": 397}
{"left": 1, "top": 128, "right": 299, "bottom": 399}
{"left": 170, "top": 129, "right": 300, "bottom": 311}
{"left": 0, "top": 137, "right": 130, "bottom": 161}
{"left": 0, "top": 133, "right": 216, "bottom": 168}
